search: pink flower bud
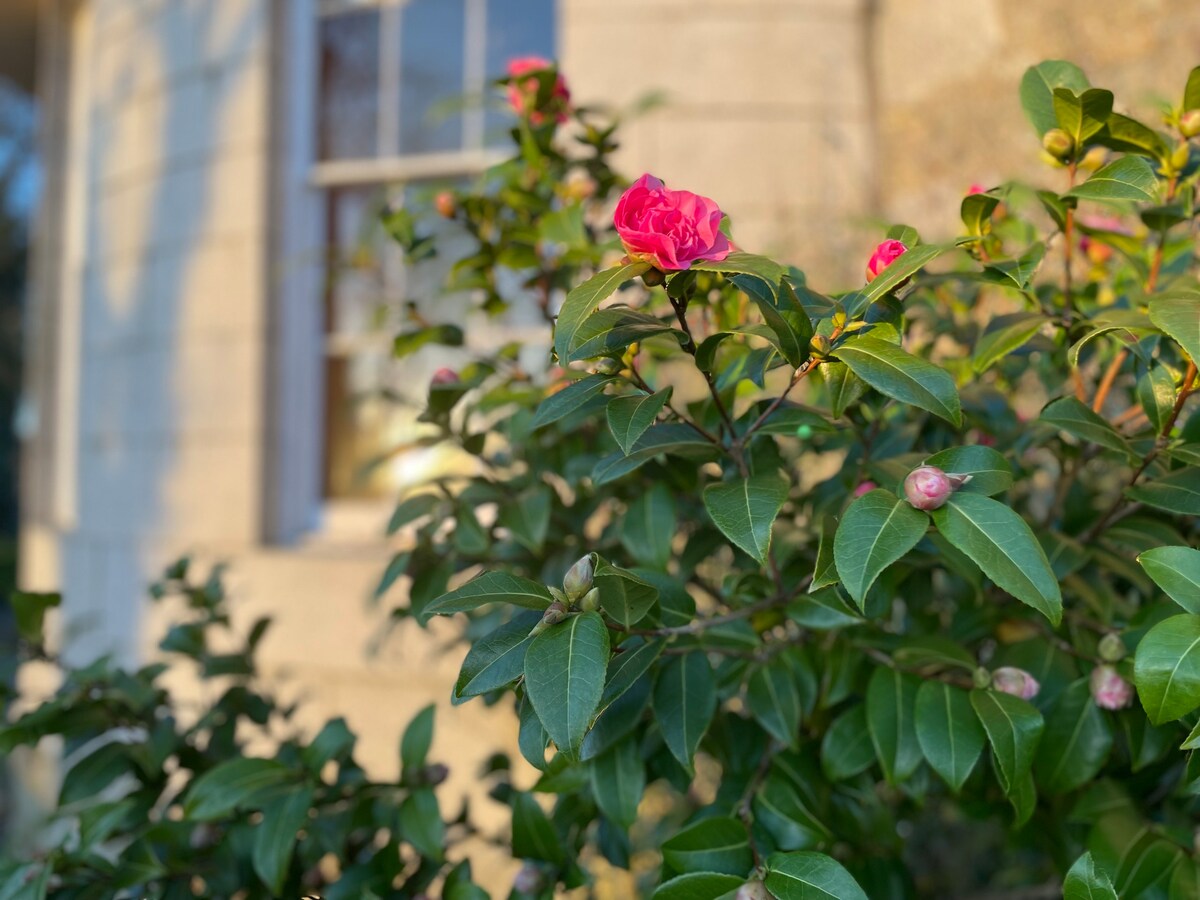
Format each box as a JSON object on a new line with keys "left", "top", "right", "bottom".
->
{"left": 1181, "top": 108, "right": 1200, "bottom": 139}
{"left": 505, "top": 56, "right": 571, "bottom": 125}
{"left": 966, "top": 183, "right": 987, "bottom": 195}
{"left": 903, "top": 465, "right": 953, "bottom": 511}
{"left": 1090, "top": 664, "right": 1133, "bottom": 710}
{"left": 853, "top": 481, "right": 877, "bottom": 498}
{"left": 430, "top": 367, "right": 459, "bottom": 386}
{"left": 991, "top": 666, "right": 1040, "bottom": 701}
{"left": 434, "top": 191, "right": 456, "bottom": 218}
{"left": 865, "top": 239, "right": 908, "bottom": 283}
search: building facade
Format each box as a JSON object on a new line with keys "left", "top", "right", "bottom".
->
{"left": 15, "top": 0, "right": 1200, "bottom": 795}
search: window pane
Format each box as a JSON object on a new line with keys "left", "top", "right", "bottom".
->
{"left": 318, "top": 9, "right": 380, "bottom": 161}
{"left": 484, "top": 0, "right": 557, "bottom": 141}
{"left": 399, "top": 0, "right": 466, "bottom": 155}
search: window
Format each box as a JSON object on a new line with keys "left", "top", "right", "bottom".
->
{"left": 314, "top": 0, "right": 556, "bottom": 499}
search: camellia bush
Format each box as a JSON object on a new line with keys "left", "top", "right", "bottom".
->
{"left": 388, "top": 59, "right": 1200, "bottom": 898}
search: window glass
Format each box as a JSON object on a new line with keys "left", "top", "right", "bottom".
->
{"left": 317, "top": 9, "right": 381, "bottom": 161}
{"left": 483, "top": 0, "right": 557, "bottom": 141}
{"left": 399, "top": 0, "right": 467, "bottom": 155}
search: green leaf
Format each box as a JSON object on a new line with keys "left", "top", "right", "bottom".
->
{"left": 518, "top": 695, "right": 550, "bottom": 770}
{"left": 1064, "top": 852, "right": 1119, "bottom": 900}
{"left": 661, "top": 817, "right": 753, "bottom": 877}
{"left": 1034, "top": 679, "right": 1113, "bottom": 794}
{"left": 1148, "top": 292, "right": 1200, "bottom": 365}
{"left": 1020, "top": 60, "right": 1090, "bottom": 135}
{"left": 653, "top": 652, "right": 717, "bottom": 773}
{"left": 820, "top": 704, "right": 875, "bottom": 781}
{"left": 866, "top": 667, "right": 922, "bottom": 784}
{"left": 1134, "top": 613, "right": 1200, "bottom": 725}
{"left": 252, "top": 786, "right": 314, "bottom": 895}
{"left": 1040, "top": 396, "right": 1134, "bottom": 458}
{"left": 592, "top": 424, "right": 719, "bottom": 486}
{"left": 455, "top": 613, "right": 540, "bottom": 699}
{"left": 1138, "top": 546, "right": 1200, "bottom": 613}
{"left": 570, "top": 308, "right": 682, "bottom": 360}
{"left": 1139, "top": 365, "right": 1178, "bottom": 433}
{"left": 532, "top": 375, "right": 614, "bottom": 429}
{"left": 729, "top": 273, "right": 812, "bottom": 367}
{"left": 1186, "top": 65, "right": 1200, "bottom": 111}
{"left": 703, "top": 472, "right": 790, "bottom": 564}
{"left": 421, "top": 571, "right": 553, "bottom": 622}
{"left": 833, "top": 488, "right": 928, "bottom": 609}
{"left": 524, "top": 611, "right": 610, "bottom": 759}
{"left": 973, "top": 312, "right": 1049, "bottom": 373}
{"left": 620, "top": 484, "right": 677, "bottom": 569}
{"left": 500, "top": 485, "right": 552, "bottom": 552}
{"left": 183, "top": 758, "right": 295, "bottom": 821}
{"left": 651, "top": 873, "right": 745, "bottom": 900}
{"left": 691, "top": 250, "right": 786, "bottom": 284}
{"left": 980, "top": 243, "right": 1046, "bottom": 292}
{"left": 393, "top": 323, "right": 463, "bottom": 358}
{"left": 970, "top": 690, "right": 1044, "bottom": 795}
{"left": 590, "top": 737, "right": 644, "bottom": 828}
{"left": 961, "top": 192, "right": 1000, "bottom": 237}
{"left": 599, "top": 637, "right": 664, "bottom": 710}
{"left": 10, "top": 592, "right": 60, "bottom": 646}
{"left": 922, "top": 445, "right": 1014, "bottom": 496}
{"left": 511, "top": 791, "right": 564, "bottom": 865}
{"left": 930, "top": 493, "right": 1063, "bottom": 625}
{"left": 822, "top": 361, "right": 867, "bottom": 418}
{"left": 834, "top": 335, "right": 962, "bottom": 427}
{"left": 915, "top": 681, "right": 986, "bottom": 793}
{"left": 1052, "top": 87, "right": 1113, "bottom": 144}
{"left": 747, "top": 656, "right": 803, "bottom": 748}
{"left": 302, "top": 718, "right": 355, "bottom": 771}
{"left": 764, "top": 851, "right": 869, "bottom": 900}
{"left": 400, "top": 704, "right": 435, "bottom": 775}
{"left": 1066, "top": 157, "right": 1159, "bottom": 203}
{"left": 595, "top": 562, "right": 659, "bottom": 630}
{"left": 853, "top": 243, "right": 945, "bottom": 313}
{"left": 555, "top": 262, "right": 650, "bottom": 363}
{"left": 1127, "top": 468, "right": 1200, "bottom": 515}
{"left": 810, "top": 516, "right": 840, "bottom": 591}
{"left": 607, "top": 388, "right": 672, "bottom": 455}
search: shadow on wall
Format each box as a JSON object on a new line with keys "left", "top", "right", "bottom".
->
{"left": 63, "top": 2, "right": 268, "bottom": 667}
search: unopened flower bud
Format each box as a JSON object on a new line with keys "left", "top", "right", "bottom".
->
{"left": 430, "top": 367, "right": 459, "bottom": 387}
{"left": 865, "top": 239, "right": 908, "bottom": 283}
{"left": 1098, "top": 632, "right": 1127, "bottom": 663}
{"left": 972, "top": 667, "right": 992, "bottom": 690}
{"left": 514, "top": 863, "right": 546, "bottom": 894}
{"left": 1042, "top": 128, "right": 1074, "bottom": 161}
{"left": 563, "top": 555, "right": 594, "bottom": 600}
{"left": 578, "top": 587, "right": 600, "bottom": 612}
{"left": 1079, "top": 146, "right": 1108, "bottom": 171}
{"left": 593, "top": 358, "right": 621, "bottom": 376}
{"left": 991, "top": 666, "right": 1040, "bottom": 701}
{"left": 1090, "top": 664, "right": 1133, "bottom": 710}
{"left": 1180, "top": 109, "right": 1200, "bottom": 139}
{"left": 903, "top": 465, "right": 954, "bottom": 511}
{"left": 966, "top": 183, "right": 986, "bottom": 196}
{"left": 530, "top": 600, "right": 568, "bottom": 636}
{"left": 422, "top": 763, "right": 449, "bottom": 785}
{"left": 736, "top": 881, "right": 771, "bottom": 900}
{"left": 853, "top": 481, "right": 877, "bottom": 498}
{"left": 434, "top": 191, "right": 457, "bottom": 218}
{"left": 809, "top": 334, "right": 831, "bottom": 358}
{"left": 642, "top": 267, "right": 666, "bottom": 287}
{"left": 1171, "top": 141, "right": 1191, "bottom": 172}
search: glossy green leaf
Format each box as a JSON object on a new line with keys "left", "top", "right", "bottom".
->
{"left": 915, "top": 681, "right": 985, "bottom": 792}
{"left": 1066, "top": 157, "right": 1159, "bottom": 203}
{"left": 511, "top": 791, "right": 564, "bottom": 864}
{"left": 183, "top": 758, "right": 295, "bottom": 821}
{"left": 980, "top": 243, "right": 1046, "bottom": 291}
{"left": 400, "top": 703, "right": 435, "bottom": 775}
{"left": 1138, "top": 365, "right": 1178, "bottom": 433}
{"left": 820, "top": 704, "right": 875, "bottom": 781}
{"left": 961, "top": 192, "right": 1000, "bottom": 237}
{"left": 853, "top": 243, "right": 945, "bottom": 312}
{"left": 1064, "top": 852, "right": 1118, "bottom": 900}
{"left": 1095, "top": 112, "right": 1170, "bottom": 160}
{"left": 764, "top": 851, "right": 869, "bottom": 900}
{"left": 747, "top": 656, "right": 803, "bottom": 747}
{"left": 386, "top": 493, "right": 440, "bottom": 535}
{"left": 619, "top": 484, "right": 677, "bottom": 570}
{"left": 653, "top": 652, "right": 717, "bottom": 773}
{"left": 651, "top": 873, "right": 745, "bottom": 900}
{"left": 866, "top": 667, "right": 922, "bottom": 784}
{"left": 834, "top": 336, "right": 962, "bottom": 427}
{"left": 661, "top": 816, "right": 753, "bottom": 877}
{"left": 703, "top": 472, "right": 790, "bottom": 564}
{"left": 1138, "top": 546, "right": 1200, "bottom": 613}
{"left": 1034, "top": 679, "right": 1113, "bottom": 794}
{"left": 455, "top": 612, "right": 540, "bottom": 699}
{"left": 729, "top": 273, "right": 812, "bottom": 367}
{"left": 555, "top": 262, "right": 650, "bottom": 363}
{"left": 592, "top": 424, "right": 720, "bottom": 486}
{"left": 595, "top": 562, "right": 659, "bottom": 629}
{"left": 1127, "top": 468, "right": 1200, "bottom": 515}
{"left": 931, "top": 493, "right": 1062, "bottom": 625}
{"left": 599, "top": 637, "right": 664, "bottom": 710}
{"left": 421, "top": 571, "right": 553, "bottom": 622}
{"left": 822, "top": 361, "right": 867, "bottom": 418}
{"left": 923, "top": 445, "right": 1014, "bottom": 496}
{"left": 532, "top": 375, "right": 614, "bottom": 429}
{"left": 590, "top": 737, "right": 644, "bottom": 828}
{"left": 973, "top": 312, "right": 1048, "bottom": 373}
{"left": 1134, "top": 614, "right": 1200, "bottom": 725}
{"left": 970, "top": 690, "right": 1044, "bottom": 794}
{"left": 393, "top": 323, "right": 463, "bottom": 358}
{"left": 570, "top": 308, "right": 682, "bottom": 360}
{"left": 691, "top": 250, "right": 786, "bottom": 284}
{"left": 1020, "top": 60, "right": 1089, "bottom": 135}
{"left": 1040, "top": 396, "right": 1133, "bottom": 458}
{"left": 1052, "top": 87, "right": 1113, "bottom": 144}
{"left": 524, "top": 611, "right": 610, "bottom": 759}
{"left": 252, "top": 786, "right": 313, "bottom": 895}
{"left": 1148, "top": 292, "right": 1200, "bottom": 365}
{"left": 754, "top": 771, "right": 831, "bottom": 850}
{"left": 1186, "top": 65, "right": 1200, "bottom": 111}
{"left": 607, "top": 388, "right": 672, "bottom": 455}
{"left": 500, "top": 486, "right": 552, "bottom": 553}
{"left": 833, "top": 488, "right": 928, "bottom": 609}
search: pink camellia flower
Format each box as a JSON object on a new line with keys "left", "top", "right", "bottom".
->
{"left": 865, "top": 239, "right": 908, "bottom": 283}
{"left": 613, "top": 174, "right": 732, "bottom": 271}
{"left": 903, "top": 465, "right": 953, "bottom": 511}
{"left": 853, "top": 481, "right": 877, "bottom": 498}
{"left": 506, "top": 56, "right": 570, "bottom": 125}
{"left": 430, "top": 367, "right": 459, "bottom": 386}
{"left": 1090, "top": 664, "right": 1134, "bottom": 710}
{"left": 966, "top": 183, "right": 987, "bottom": 195}
{"left": 992, "top": 666, "right": 1040, "bottom": 701}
